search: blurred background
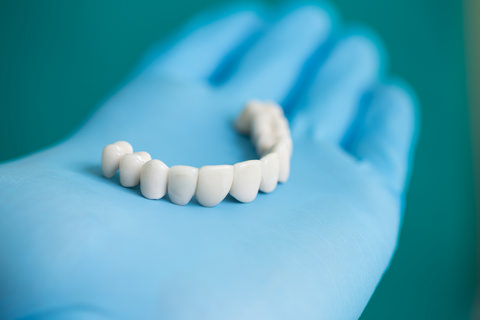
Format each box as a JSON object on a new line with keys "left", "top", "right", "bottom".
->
{"left": 0, "top": 0, "right": 477, "bottom": 318}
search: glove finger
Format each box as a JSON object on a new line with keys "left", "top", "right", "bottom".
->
{"left": 145, "top": 7, "right": 264, "bottom": 81}
{"left": 347, "top": 83, "right": 417, "bottom": 194}
{"left": 291, "top": 33, "right": 381, "bottom": 145}
{"left": 221, "top": 5, "right": 332, "bottom": 106}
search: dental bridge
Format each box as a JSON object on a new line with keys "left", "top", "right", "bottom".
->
{"left": 101, "top": 100, "right": 293, "bottom": 207}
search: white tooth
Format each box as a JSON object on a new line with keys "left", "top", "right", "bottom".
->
{"left": 273, "top": 117, "right": 291, "bottom": 139}
{"left": 167, "top": 166, "right": 198, "bottom": 205}
{"left": 140, "top": 159, "right": 169, "bottom": 200}
{"left": 272, "top": 142, "right": 290, "bottom": 183}
{"left": 114, "top": 141, "right": 134, "bottom": 154}
{"left": 136, "top": 151, "right": 151, "bottom": 162}
{"left": 235, "top": 100, "right": 264, "bottom": 134}
{"left": 260, "top": 152, "right": 279, "bottom": 193}
{"left": 251, "top": 113, "right": 272, "bottom": 143}
{"left": 277, "top": 137, "right": 293, "bottom": 157}
{"left": 255, "top": 135, "right": 276, "bottom": 157}
{"left": 101, "top": 141, "right": 133, "bottom": 178}
{"left": 264, "top": 101, "right": 284, "bottom": 119}
{"left": 119, "top": 151, "right": 151, "bottom": 187}
{"left": 195, "top": 165, "right": 234, "bottom": 207}
{"left": 230, "top": 160, "right": 261, "bottom": 203}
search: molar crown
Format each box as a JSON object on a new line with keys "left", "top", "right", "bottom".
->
{"left": 101, "top": 100, "right": 292, "bottom": 207}
{"left": 101, "top": 141, "right": 133, "bottom": 178}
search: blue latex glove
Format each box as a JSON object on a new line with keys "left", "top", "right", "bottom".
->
{"left": 0, "top": 4, "right": 417, "bottom": 319}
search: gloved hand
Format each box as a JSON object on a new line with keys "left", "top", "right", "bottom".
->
{"left": 0, "top": 4, "right": 417, "bottom": 319}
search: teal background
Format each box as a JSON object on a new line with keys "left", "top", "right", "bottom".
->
{"left": 0, "top": 0, "right": 476, "bottom": 318}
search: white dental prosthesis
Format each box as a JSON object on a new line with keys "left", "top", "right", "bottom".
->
{"left": 101, "top": 100, "right": 293, "bottom": 207}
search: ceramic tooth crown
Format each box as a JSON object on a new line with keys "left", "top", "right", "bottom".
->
{"left": 234, "top": 100, "right": 263, "bottom": 134}
{"left": 101, "top": 100, "right": 293, "bottom": 207}
{"left": 140, "top": 159, "right": 169, "bottom": 200}
{"left": 195, "top": 165, "right": 234, "bottom": 207}
{"left": 101, "top": 141, "right": 133, "bottom": 178}
{"left": 230, "top": 160, "right": 262, "bottom": 203}
{"left": 119, "top": 151, "right": 151, "bottom": 187}
{"left": 259, "top": 152, "right": 280, "bottom": 193}
{"left": 167, "top": 166, "right": 199, "bottom": 205}
{"left": 272, "top": 142, "right": 290, "bottom": 183}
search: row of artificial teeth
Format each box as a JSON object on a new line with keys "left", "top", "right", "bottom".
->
{"left": 101, "top": 101, "right": 292, "bottom": 207}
